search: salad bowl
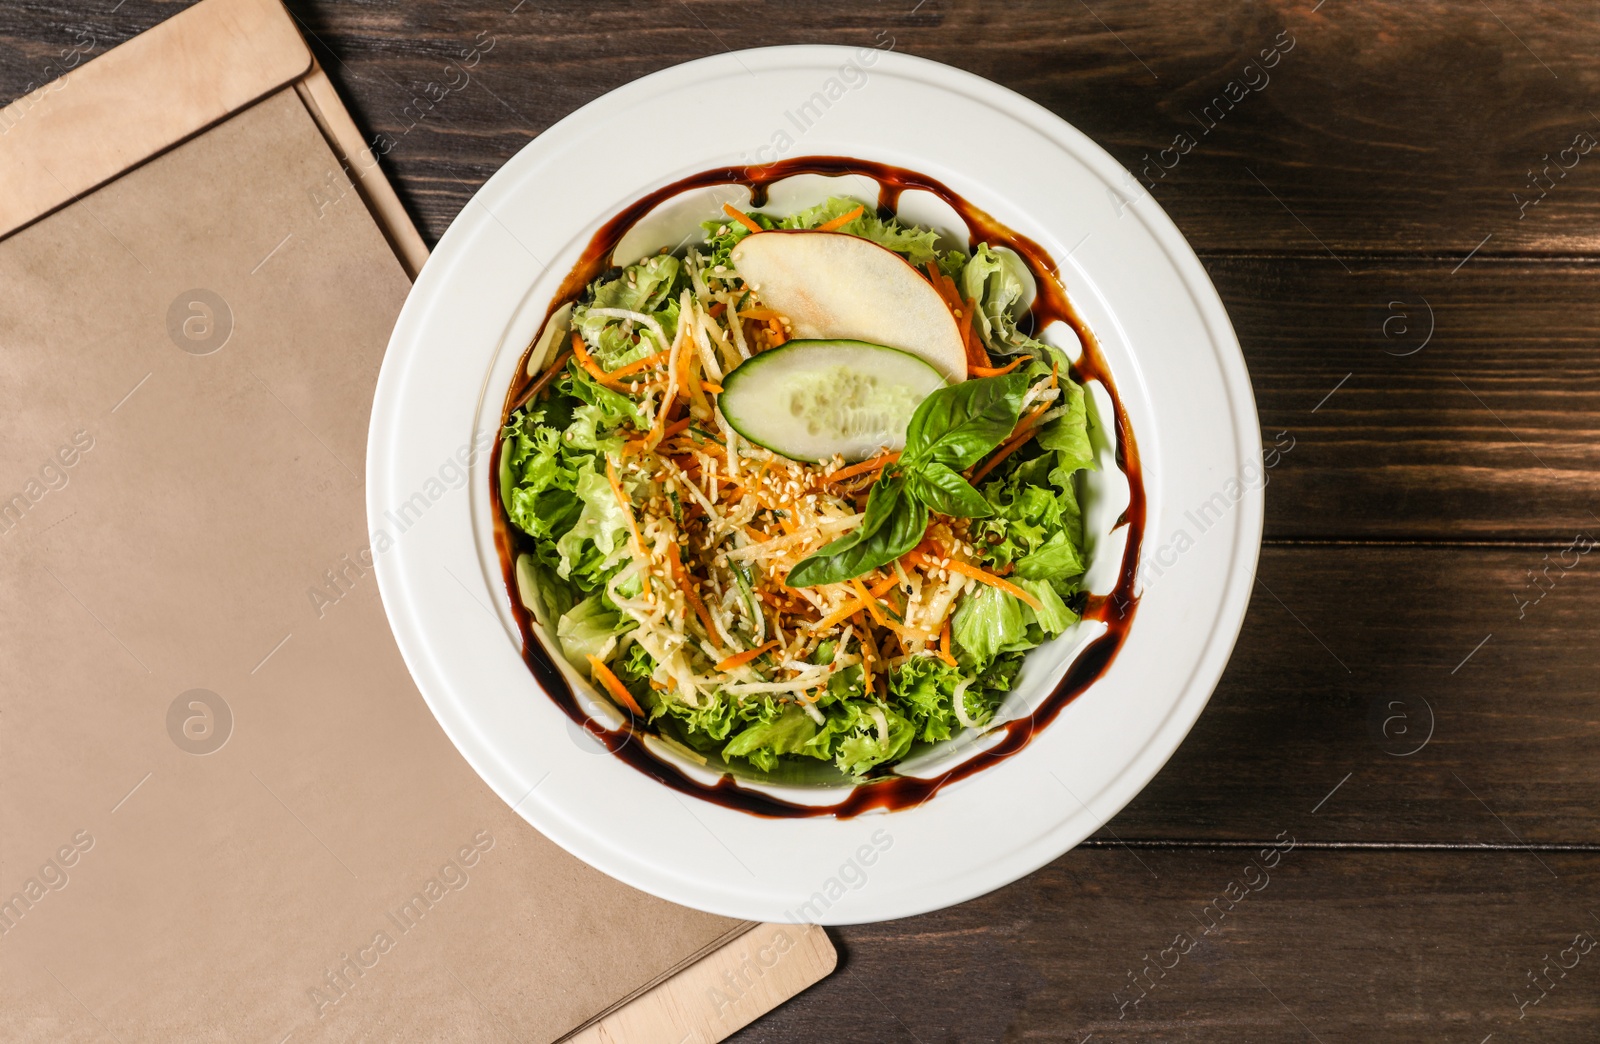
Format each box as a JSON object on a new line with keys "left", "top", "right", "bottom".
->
{"left": 368, "top": 45, "right": 1261, "bottom": 923}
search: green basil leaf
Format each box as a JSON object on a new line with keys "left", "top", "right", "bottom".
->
{"left": 907, "top": 462, "right": 993, "bottom": 518}
{"left": 786, "top": 476, "right": 928, "bottom": 587}
{"left": 902, "top": 372, "right": 1030, "bottom": 471}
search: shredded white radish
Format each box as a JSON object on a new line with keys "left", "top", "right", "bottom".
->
{"left": 585, "top": 307, "right": 669, "bottom": 351}
{"left": 951, "top": 676, "right": 980, "bottom": 729}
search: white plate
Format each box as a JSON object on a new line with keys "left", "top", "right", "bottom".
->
{"left": 368, "top": 45, "right": 1261, "bottom": 924}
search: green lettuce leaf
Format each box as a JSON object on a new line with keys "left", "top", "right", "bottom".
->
{"left": 889, "top": 656, "right": 967, "bottom": 742}
{"left": 553, "top": 461, "right": 631, "bottom": 586}
{"left": 976, "top": 454, "right": 1085, "bottom": 582}
{"left": 804, "top": 698, "right": 916, "bottom": 776}
{"left": 722, "top": 705, "right": 821, "bottom": 773}
{"left": 1036, "top": 376, "right": 1095, "bottom": 475}
{"left": 566, "top": 367, "right": 647, "bottom": 448}
{"left": 780, "top": 196, "right": 942, "bottom": 267}
{"left": 1013, "top": 577, "right": 1079, "bottom": 636}
{"left": 573, "top": 255, "right": 682, "bottom": 369}
{"left": 557, "top": 594, "right": 635, "bottom": 672}
{"left": 951, "top": 582, "right": 1032, "bottom": 672}
{"left": 962, "top": 243, "right": 1057, "bottom": 360}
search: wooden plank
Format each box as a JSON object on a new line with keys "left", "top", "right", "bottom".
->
{"left": 1103, "top": 545, "right": 1600, "bottom": 845}
{"left": 9, "top": 1, "right": 1598, "bottom": 254}
{"left": 1215, "top": 258, "right": 1600, "bottom": 540}
{"left": 733, "top": 849, "right": 1600, "bottom": 1043}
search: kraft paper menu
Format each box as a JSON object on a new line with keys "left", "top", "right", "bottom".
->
{"left": 0, "top": 0, "right": 834, "bottom": 1040}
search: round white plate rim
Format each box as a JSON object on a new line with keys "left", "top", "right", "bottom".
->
{"left": 369, "top": 45, "right": 1262, "bottom": 923}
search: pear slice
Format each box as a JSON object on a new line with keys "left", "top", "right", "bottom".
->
{"left": 730, "top": 231, "right": 968, "bottom": 382}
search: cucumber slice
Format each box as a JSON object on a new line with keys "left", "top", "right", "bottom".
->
{"left": 719, "top": 339, "right": 946, "bottom": 462}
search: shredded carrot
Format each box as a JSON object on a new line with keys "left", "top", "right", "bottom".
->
{"left": 1019, "top": 400, "right": 1053, "bottom": 434}
{"left": 608, "top": 348, "right": 671, "bottom": 379}
{"left": 920, "top": 266, "right": 985, "bottom": 371}
{"left": 522, "top": 348, "right": 572, "bottom": 403}
{"left": 722, "top": 202, "right": 763, "bottom": 233}
{"left": 701, "top": 383, "right": 723, "bottom": 394}
{"left": 941, "top": 270, "right": 963, "bottom": 304}
{"left": 668, "top": 543, "right": 719, "bottom": 639}
{"left": 687, "top": 362, "right": 711, "bottom": 417}
{"left": 570, "top": 332, "right": 635, "bottom": 393}
{"left": 777, "top": 513, "right": 797, "bottom": 535}
{"left": 968, "top": 433, "right": 1029, "bottom": 485}
{"left": 954, "top": 301, "right": 979, "bottom": 366}
{"left": 676, "top": 329, "right": 696, "bottom": 404}
{"left": 707, "top": 302, "right": 726, "bottom": 318}
{"left": 969, "top": 356, "right": 1024, "bottom": 378}
{"left": 716, "top": 640, "right": 781, "bottom": 672}
{"left": 743, "top": 525, "right": 768, "bottom": 543}
{"left": 853, "top": 590, "right": 925, "bottom": 642}
{"left": 817, "top": 596, "right": 873, "bottom": 632}
{"left": 907, "top": 551, "right": 1041, "bottom": 610}
{"left": 925, "top": 263, "right": 951, "bottom": 307}
{"left": 767, "top": 318, "right": 787, "bottom": 346}
{"left": 587, "top": 655, "right": 644, "bottom": 716}
{"left": 938, "top": 620, "right": 959, "bottom": 668}
{"left": 858, "top": 617, "right": 876, "bottom": 694}
{"left": 969, "top": 402, "right": 1053, "bottom": 485}
{"left": 737, "top": 306, "right": 783, "bottom": 321}
{"left": 817, "top": 204, "right": 865, "bottom": 231}
{"left": 824, "top": 450, "right": 901, "bottom": 486}
{"left": 661, "top": 417, "right": 693, "bottom": 441}
{"left": 850, "top": 578, "right": 892, "bottom": 629}
{"left": 869, "top": 573, "right": 900, "bottom": 598}
{"left": 605, "top": 457, "right": 646, "bottom": 560}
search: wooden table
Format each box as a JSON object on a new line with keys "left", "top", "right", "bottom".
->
{"left": 8, "top": 2, "right": 1596, "bottom": 1039}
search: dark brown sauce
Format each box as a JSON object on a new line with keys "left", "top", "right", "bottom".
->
{"left": 493, "top": 156, "right": 1144, "bottom": 818}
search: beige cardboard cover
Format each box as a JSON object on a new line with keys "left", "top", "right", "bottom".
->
{"left": 0, "top": 2, "right": 833, "bottom": 1039}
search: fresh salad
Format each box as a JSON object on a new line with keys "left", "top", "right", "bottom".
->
{"left": 499, "top": 195, "right": 1096, "bottom": 780}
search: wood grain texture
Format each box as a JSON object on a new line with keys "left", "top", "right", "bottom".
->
{"left": 1214, "top": 258, "right": 1600, "bottom": 539}
{"left": 731, "top": 848, "right": 1600, "bottom": 1043}
{"left": 6, "top": 0, "right": 1597, "bottom": 254}
{"left": 1103, "top": 545, "right": 1600, "bottom": 845}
